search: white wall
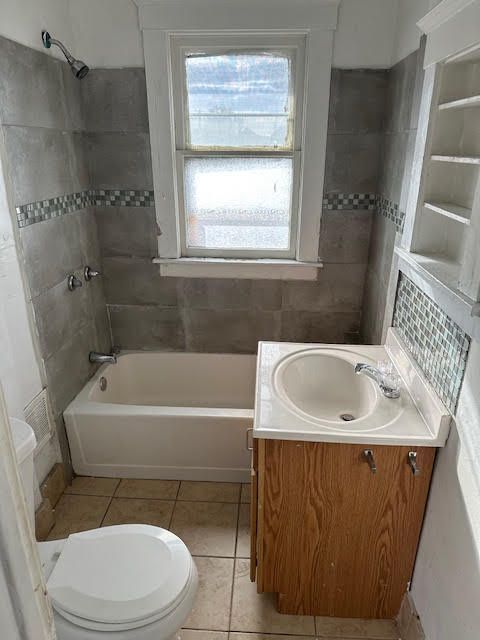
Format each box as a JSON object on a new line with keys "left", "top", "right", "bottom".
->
{"left": 411, "top": 340, "right": 480, "bottom": 640}
{"left": 67, "top": 0, "right": 400, "bottom": 69}
{"left": 67, "top": 0, "right": 144, "bottom": 68}
{"left": 0, "top": 119, "right": 60, "bottom": 490}
{"left": 333, "top": 0, "right": 398, "bottom": 68}
{"left": 393, "top": 0, "right": 443, "bottom": 64}
{"left": 0, "top": 0, "right": 74, "bottom": 60}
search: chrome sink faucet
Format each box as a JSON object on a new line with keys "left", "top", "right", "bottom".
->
{"left": 354, "top": 362, "right": 401, "bottom": 399}
{"left": 89, "top": 351, "right": 117, "bottom": 365}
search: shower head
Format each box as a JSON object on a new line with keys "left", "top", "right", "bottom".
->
{"left": 42, "top": 30, "right": 89, "bottom": 79}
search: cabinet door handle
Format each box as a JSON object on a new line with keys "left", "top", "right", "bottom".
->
{"left": 408, "top": 451, "right": 421, "bottom": 476}
{"left": 246, "top": 428, "right": 253, "bottom": 451}
{"left": 363, "top": 449, "right": 377, "bottom": 474}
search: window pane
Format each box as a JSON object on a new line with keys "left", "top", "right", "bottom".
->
{"left": 184, "top": 157, "right": 293, "bottom": 251}
{"left": 185, "top": 53, "right": 293, "bottom": 149}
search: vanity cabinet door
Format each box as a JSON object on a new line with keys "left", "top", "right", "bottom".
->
{"left": 257, "top": 439, "right": 435, "bottom": 619}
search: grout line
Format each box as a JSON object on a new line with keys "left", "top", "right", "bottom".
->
{"left": 99, "top": 495, "right": 115, "bottom": 527}
{"left": 168, "top": 498, "right": 177, "bottom": 531}
{"left": 227, "top": 557, "right": 237, "bottom": 633}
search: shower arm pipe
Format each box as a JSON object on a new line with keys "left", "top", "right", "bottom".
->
{"left": 46, "top": 36, "right": 75, "bottom": 65}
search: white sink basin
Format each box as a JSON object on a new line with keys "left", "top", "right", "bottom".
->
{"left": 254, "top": 334, "right": 452, "bottom": 446}
{"left": 274, "top": 349, "right": 377, "bottom": 426}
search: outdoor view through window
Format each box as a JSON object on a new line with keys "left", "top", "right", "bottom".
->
{"left": 182, "top": 52, "right": 295, "bottom": 254}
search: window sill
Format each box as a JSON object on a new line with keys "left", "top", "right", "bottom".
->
{"left": 152, "top": 257, "right": 323, "bottom": 280}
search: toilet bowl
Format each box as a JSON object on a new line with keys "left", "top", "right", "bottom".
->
{"left": 10, "top": 417, "right": 198, "bottom": 640}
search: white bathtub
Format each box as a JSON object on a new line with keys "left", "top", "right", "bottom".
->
{"left": 64, "top": 352, "right": 256, "bottom": 482}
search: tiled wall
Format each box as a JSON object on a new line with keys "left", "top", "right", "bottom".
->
{"left": 86, "top": 67, "right": 387, "bottom": 352}
{"left": 0, "top": 36, "right": 110, "bottom": 475}
{"left": 393, "top": 274, "right": 470, "bottom": 413}
{"left": 361, "top": 42, "right": 425, "bottom": 344}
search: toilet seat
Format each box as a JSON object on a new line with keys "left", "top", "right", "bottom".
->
{"left": 47, "top": 524, "right": 194, "bottom": 632}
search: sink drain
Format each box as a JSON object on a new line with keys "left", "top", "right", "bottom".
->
{"left": 340, "top": 413, "right": 355, "bottom": 422}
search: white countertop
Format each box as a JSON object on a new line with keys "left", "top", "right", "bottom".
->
{"left": 253, "top": 329, "right": 451, "bottom": 447}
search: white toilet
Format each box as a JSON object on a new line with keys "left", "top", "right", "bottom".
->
{"left": 10, "top": 417, "right": 198, "bottom": 640}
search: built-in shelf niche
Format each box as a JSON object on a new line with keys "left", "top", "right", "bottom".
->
{"left": 410, "top": 44, "right": 480, "bottom": 303}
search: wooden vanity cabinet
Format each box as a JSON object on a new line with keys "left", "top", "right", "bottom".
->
{"left": 250, "top": 438, "right": 436, "bottom": 619}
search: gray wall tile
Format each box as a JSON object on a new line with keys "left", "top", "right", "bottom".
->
{"left": 319, "top": 210, "right": 373, "bottom": 264}
{"left": 0, "top": 36, "right": 68, "bottom": 130}
{"left": 32, "top": 270, "right": 91, "bottom": 360}
{"left": 384, "top": 49, "right": 419, "bottom": 134}
{"left": 95, "top": 206, "right": 159, "bottom": 258}
{"left": 80, "top": 68, "right": 149, "bottom": 132}
{"left": 3, "top": 126, "right": 80, "bottom": 205}
{"left": 178, "top": 278, "right": 282, "bottom": 311}
{"left": 60, "top": 63, "right": 85, "bottom": 131}
{"left": 280, "top": 311, "right": 361, "bottom": 343}
{"left": 19, "top": 212, "right": 85, "bottom": 297}
{"left": 282, "top": 264, "right": 367, "bottom": 312}
{"left": 362, "top": 45, "right": 424, "bottom": 344}
{"left": 183, "top": 309, "right": 280, "bottom": 353}
{"left": 44, "top": 321, "right": 97, "bottom": 418}
{"left": 103, "top": 257, "right": 178, "bottom": 306}
{"left": 378, "top": 131, "right": 410, "bottom": 205}
{"left": 324, "top": 133, "right": 382, "bottom": 193}
{"left": 329, "top": 69, "right": 387, "bottom": 133}
{"left": 84, "top": 131, "right": 153, "bottom": 189}
{"left": 109, "top": 305, "right": 185, "bottom": 350}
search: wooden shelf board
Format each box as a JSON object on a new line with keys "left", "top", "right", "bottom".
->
{"left": 439, "top": 95, "right": 480, "bottom": 110}
{"left": 423, "top": 201, "right": 471, "bottom": 224}
{"left": 431, "top": 154, "right": 480, "bottom": 165}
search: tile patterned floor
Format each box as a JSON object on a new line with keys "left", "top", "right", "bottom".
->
{"left": 50, "top": 478, "right": 400, "bottom": 640}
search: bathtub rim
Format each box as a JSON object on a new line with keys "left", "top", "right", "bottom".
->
{"left": 65, "top": 350, "right": 257, "bottom": 415}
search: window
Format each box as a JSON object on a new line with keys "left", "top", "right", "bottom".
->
{"left": 140, "top": 0, "right": 337, "bottom": 278}
{"left": 172, "top": 38, "right": 304, "bottom": 259}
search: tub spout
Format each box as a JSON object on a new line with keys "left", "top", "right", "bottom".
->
{"left": 89, "top": 351, "right": 117, "bottom": 365}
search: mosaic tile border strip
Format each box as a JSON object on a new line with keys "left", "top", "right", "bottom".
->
{"left": 17, "top": 190, "right": 378, "bottom": 228}
{"left": 16, "top": 191, "right": 91, "bottom": 227}
{"left": 393, "top": 273, "right": 470, "bottom": 413}
{"left": 91, "top": 189, "right": 155, "bottom": 208}
{"left": 376, "top": 194, "right": 405, "bottom": 232}
{"left": 323, "top": 192, "right": 377, "bottom": 210}
{"left": 16, "top": 189, "right": 155, "bottom": 228}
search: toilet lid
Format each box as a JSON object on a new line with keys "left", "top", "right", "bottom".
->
{"left": 47, "top": 524, "right": 192, "bottom": 625}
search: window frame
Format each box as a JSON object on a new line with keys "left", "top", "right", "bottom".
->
{"left": 139, "top": 0, "right": 339, "bottom": 278}
{"left": 171, "top": 35, "right": 305, "bottom": 260}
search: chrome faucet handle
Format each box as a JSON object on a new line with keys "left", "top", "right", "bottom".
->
{"left": 84, "top": 265, "right": 101, "bottom": 281}
{"left": 67, "top": 274, "right": 82, "bottom": 291}
{"left": 377, "top": 360, "right": 401, "bottom": 395}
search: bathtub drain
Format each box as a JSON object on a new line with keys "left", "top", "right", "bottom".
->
{"left": 340, "top": 413, "right": 355, "bottom": 422}
{"left": 99, "top": 376, "right": 107, "bottom": 391}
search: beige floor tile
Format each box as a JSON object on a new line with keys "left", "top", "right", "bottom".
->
{"left": 64, "top": 476, "right": 120, "bottom": 497}
{"left": 236, "top": 503, "right": 250, "bottom": 558}
{"left": 240, "top": 483, "right": 251, "bottom": 504}
{"left": 231, "top": 634, "right": 314, "bottom": 640}
{"left": 178, "top": 481, "right": 241, "bottom": 503}
{"left": 231, "top": 559, "right": 315, "bottom": 635}
{"left": 115, "top": 478, "right": 180, "bottom": 500}
{"left": 315, "top": 617, "right": 399, "bottom": 639}
{"left": 184, "top": 557, "right": 234, "bottom": 631}
{"left": 178, "top": 630, "right": 228, "bottom": 640}
{"left": 170, "top": 501, "right": 238, "bottom": 557}
{"left": 102, "top": 498, "right": 174, "bottom": 528}
{"left": 47, "top": 495, "right": 110, "bottom": 540}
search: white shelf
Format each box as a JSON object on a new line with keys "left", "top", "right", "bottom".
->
{"left": 439, "top": 95, "right": 480, "bottom": 110}
{"left": 423, "top": 201, "right": 471, "bottom": 224}
{"left": 431, "top": 154, "right": 480, "bottom": 165}
{"left": 395, "top": 247, "right": 480, "bottom": 341}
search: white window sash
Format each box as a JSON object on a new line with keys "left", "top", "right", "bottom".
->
{"left": 175, "top": 150, "right": 300, "bottom": 259}
{"left": 141, "top": 1, "right": 337, "bottom": 267}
